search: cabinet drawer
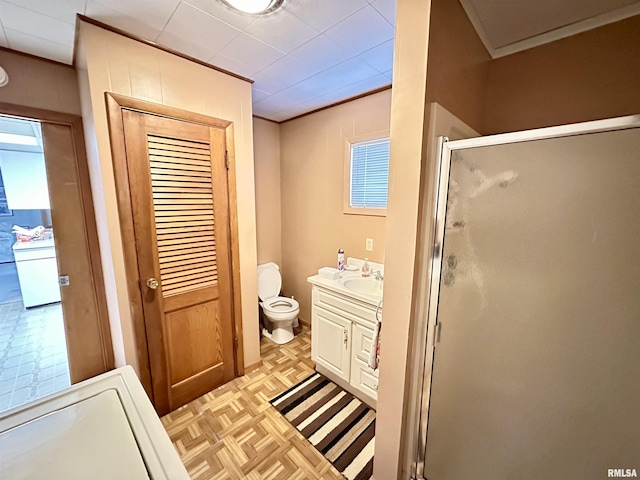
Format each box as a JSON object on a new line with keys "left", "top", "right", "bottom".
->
{"left": 314, "top": 287, "right": 377, "bottom": 326}
{"left": 350, "top": 356, "right": 378, "bottom": 400}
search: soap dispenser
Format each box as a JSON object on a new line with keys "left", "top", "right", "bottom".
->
{"left": 361, "top": 258, "right": 371, "bottom": 277}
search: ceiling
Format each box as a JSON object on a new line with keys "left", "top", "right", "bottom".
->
{"left": 0, "top": 0, "right": 637, "bottom": 122}
{"left": 0, "top": 116, "right": 42, "bottom": 153}
{"left": 460, "top": 0, "right": 640, "bottom": 58}
{"left": 0, "top": 0, "right": 395, "bottom": 122}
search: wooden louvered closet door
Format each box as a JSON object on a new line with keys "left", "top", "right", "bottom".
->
{"left": 122, "top": 110, "right": 236, "bottom": 415}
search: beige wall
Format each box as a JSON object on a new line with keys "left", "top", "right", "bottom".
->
{"left": 0, "top": 49, "right": 81, "bottom": 116}
{"left": 376, "top": 5, "right": 640, "bottom": 479}
{"left": 372, "top": 0, "right": 433, "bottom": 477}
{"left": 425, "top": 0, "right": 491, "bottom": 133}
{"left": 279, "top": 90, "right": 391, "bottom": 323}
{"left": 484, "top": 14, "right": 640, "bottom": 134}
{"left": 253, "top": 117, "right": 282, "bottom": 267}
{"left": 373, "top": 0, "right": 492, "bottom": 476}
{"left": 75, "top": 21, "right": 260, "bottom": 373}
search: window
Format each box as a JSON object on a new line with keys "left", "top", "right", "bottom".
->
{"left": 344, "top": 134, "right": 390, "bottom": 216}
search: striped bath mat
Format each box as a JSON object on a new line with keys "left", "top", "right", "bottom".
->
{"left": 270, "top": 372, "right": 375, "bottom": 480}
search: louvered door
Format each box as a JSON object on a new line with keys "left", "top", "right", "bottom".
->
{"left": 122, "top": 110, "right": 236, "bottom": 415}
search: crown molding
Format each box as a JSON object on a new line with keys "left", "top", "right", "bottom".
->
{"left": 459, "top": 0, "right": 640, "bottom": 59}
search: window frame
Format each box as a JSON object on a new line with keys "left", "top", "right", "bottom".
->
{"left": 343, "top": 130, "right": 390, "bottom": 217}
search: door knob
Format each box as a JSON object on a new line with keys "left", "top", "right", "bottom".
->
{"left": 147, "top": 278, "right": 159, "bottom": 290}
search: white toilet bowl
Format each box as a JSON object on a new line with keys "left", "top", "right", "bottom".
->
{"left": 258, "top": 263, "right": 299, "bottom": 345}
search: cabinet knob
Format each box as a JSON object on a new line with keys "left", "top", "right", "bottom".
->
{"left": 147, "top": 278, "right": 159, "bottom": 290}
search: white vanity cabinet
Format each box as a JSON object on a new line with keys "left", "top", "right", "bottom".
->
{"left": 309, "top": 282, "right": 380, "bottom": 407}
{"left": 312, "top": 307, "right": 351, "bottom": 381}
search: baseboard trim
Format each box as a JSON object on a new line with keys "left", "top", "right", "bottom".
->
{"left": 298, "top": 316, "right": 311, "bottom": 328}
{"left": 245, "top": 360, "right": 263, "bottom": 373}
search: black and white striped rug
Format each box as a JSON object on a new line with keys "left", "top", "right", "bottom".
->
{"left": 270, "top": 372, "right": 375, "bottom": 480}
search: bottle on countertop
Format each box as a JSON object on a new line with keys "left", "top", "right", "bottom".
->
{"left": 361, "top": 258, "right": 371, "bottom": 277}
{"left": 337, "top": 248, "right": 345, "bottom": 271}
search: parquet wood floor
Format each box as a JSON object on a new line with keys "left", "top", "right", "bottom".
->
{"left": 161, "top": 329, "right": 344, "bottom": 480}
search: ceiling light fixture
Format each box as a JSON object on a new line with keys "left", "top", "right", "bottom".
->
{"left": 0, "top": 133, "right": 39, "bottom": 146}
{"left": 219, "top": 0, "right": 284, "bottom": 15}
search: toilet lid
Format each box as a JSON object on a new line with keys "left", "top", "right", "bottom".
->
{"left": 257, "top": 267, "right": 281, "bottom": 301}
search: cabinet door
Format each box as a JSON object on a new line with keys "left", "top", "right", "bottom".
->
{"left": 312, "top": 307, "right": 351, "bottom": 381}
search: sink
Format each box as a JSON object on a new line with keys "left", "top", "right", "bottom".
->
{"left": 341, "top": 277, "right": 383, "bottom": 296}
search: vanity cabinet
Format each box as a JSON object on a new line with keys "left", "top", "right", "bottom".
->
{"left": 310, "top": 284, "right": 380, "bottom": 407}
{"left": 311, "top": 307, "right": 351, "bottom": 381}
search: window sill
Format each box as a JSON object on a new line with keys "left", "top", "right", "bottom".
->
{"left": 343, "top": 207, "right": 387, "bottom": 217}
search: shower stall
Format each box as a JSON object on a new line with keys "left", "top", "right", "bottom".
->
{"left": 410, "top": 115, "right": 640, "bottom": 480}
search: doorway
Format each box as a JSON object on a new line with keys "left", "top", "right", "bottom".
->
{"left": 0, "top": 116, "right": 68, "bottom": 410}
{"left": 107, "top": 94, "right": 244, "bottom": 415}
{"left": 0, "top": 103, "right": 113, "bottom": 413}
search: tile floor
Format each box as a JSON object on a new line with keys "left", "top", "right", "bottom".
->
{"left": 0, "top": 263, "right": 23, "bottom": 305}
{"left": 0, "top": 301, "right": 69, "bottom": 412}
{"left": 162, "top": 328, "right": 345, "bottom": 479}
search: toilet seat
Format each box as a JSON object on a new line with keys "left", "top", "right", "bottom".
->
{"left": 262, "top": 296, "right": 299, "bottom": 314}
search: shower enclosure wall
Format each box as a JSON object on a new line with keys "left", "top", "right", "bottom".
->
{"left": 410, "top": 115, "right": 640, "bottom": 480}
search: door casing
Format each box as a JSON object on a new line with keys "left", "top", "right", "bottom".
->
{"left": 105, "top": 93, "right": 245, "bottom": 402}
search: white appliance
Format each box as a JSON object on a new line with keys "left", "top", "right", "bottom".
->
{"left": 12, "top": 238, "right": 60, "bottom": 307}
{"left": 0, "top": 366, "right": 189, "bottom": 480}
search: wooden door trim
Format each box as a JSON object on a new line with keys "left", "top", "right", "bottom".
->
{"left": 0, "top": 100, "right": 115, "bottom": 377}
{"left": 105, "top": 93, "right": 246, "bottom": 399}
{"left": 224, "top": 123, "right": 245, "bottom": 368}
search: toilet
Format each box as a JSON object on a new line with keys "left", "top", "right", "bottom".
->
{"left": 258, "top": 262, "right": 299, "bottom": 344}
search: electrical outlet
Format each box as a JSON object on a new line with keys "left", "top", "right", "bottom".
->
{"left": 365, "top": 238, "right": 374, "bottom": 252}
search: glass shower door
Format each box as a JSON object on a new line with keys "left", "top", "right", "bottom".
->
{"left": 422, "top": 126, "right": 640, "bottom": 479}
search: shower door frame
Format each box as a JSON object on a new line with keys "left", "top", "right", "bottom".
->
{"left": 409, "top": 113, "right": 640, "bottom": 480}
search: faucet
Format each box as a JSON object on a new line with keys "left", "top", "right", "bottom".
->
{"left": 373, "top": 270, "right": 384, "bottom": 281}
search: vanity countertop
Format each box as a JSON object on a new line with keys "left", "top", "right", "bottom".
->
{"left": 307, "top": 273, "right": 383, "bottom": 306}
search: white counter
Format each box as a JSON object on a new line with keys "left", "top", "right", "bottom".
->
{"left": 307, "top": 273, "right": 383, "bottom": 305}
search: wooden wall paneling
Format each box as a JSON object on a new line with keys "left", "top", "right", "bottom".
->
{"left": 75, "top": 15, "right": 254, "bottom": 85}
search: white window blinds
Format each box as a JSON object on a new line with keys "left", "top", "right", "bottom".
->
{"left": 350, "top": 137, "right": 390, "bottom": 209}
